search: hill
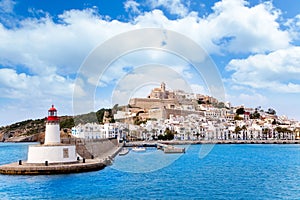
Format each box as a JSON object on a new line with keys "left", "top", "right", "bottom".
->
{"left": 0, "top": 108, "right": 115, "bottom": 142}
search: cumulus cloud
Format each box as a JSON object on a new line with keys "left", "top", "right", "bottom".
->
{"left": 226, "top": 46, "right": 300, "bottom": 93}
{"left": 147, "top": 0, "right": 190, "bottom": 17}
{"left": 0, "top": 68, "right": 74, "bottom": 98}
{"left": 208, "top": 0, "right": 290, "bottom": 53}
{"left": 124, "top": 0, "right": 141, "bottom": 14}
{"left": 0, "top": 0, "right": 15, "bottom": 13}
{"left": 0, "top": 0, "right": 298, "bottom": 124}
{"left": 227, "top": 92, "right": 268, "bottom": 108}
{"left": 286, "top": 14, "right": 300, "bottom": 41}
{"left": 0, "top": 1, "right": 292, "bottom": 78}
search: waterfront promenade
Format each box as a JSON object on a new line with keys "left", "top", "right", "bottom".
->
{"left": 126, "top": 139, "right": 299, "bottom": 147}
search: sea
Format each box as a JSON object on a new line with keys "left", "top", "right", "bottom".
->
{"left": 0, "top": 142, "right": 300, "bottom": 199}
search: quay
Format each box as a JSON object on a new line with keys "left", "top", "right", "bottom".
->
{"left": 124, "top": 139, "right": 300, "bottom": 154}
{"left": 125, "top": 139, "right": 300, "bottom": 146}
{"left": 160, "top": 139, "right": 300, "bottom": 145}
{"left": 124, "top": 140, "right": 300, "bottom": 149}
{"left": 125, "top": 141, "right": 185, "bottom": 153}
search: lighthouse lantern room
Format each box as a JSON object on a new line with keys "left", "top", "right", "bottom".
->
{"left": 44, "top": 105, "right": 61, "bottom": 145}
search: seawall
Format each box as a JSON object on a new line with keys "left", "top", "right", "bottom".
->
{"left": 0, "top": 139, "right": 123, "bottom": 175}
{"left": 126, "top": 139, "right": 300, "bottom": 146}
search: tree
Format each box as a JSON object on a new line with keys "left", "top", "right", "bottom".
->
{"left": 266, "top": 108, "right": 276, "bottom": 115}
{"left": 236, "top": 107, "right": 245, "bottom": 115}
{"left": 235, "top": 126, "right": 242, "bottom": 134}
{"left": 164, "top": 128, "right": 175, "bottom": 140}
{"left": 250, "top": 111, "right": 260, "bottom": 119}
{"left": 234, "top": 115, "right": 243, "bottom": 120}
{"left": 157, "top": 128, "right": 175, "bottom": 140}
{"left": 216, "top": 102, "right": 226, "bottom": 109}
{"left": 60, "top": 118, "right": 75, "bottom": 129}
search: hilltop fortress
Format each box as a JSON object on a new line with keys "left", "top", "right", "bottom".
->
{"left": 115, "top": 82, "right": 223, "bottom": 123}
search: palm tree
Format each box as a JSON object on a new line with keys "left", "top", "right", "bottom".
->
{"left": 242, "top": 125, "right": 247, "bottom": 140}
{"left": 196, "top": 132, "right": 200, "bottom": 140}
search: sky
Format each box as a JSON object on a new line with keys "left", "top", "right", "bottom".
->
{"left": 0, "top": 0, "right": 300, "bottom": 126}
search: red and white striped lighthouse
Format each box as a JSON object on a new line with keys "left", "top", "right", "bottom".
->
{"left": 44, "top": 105, "right": 61, "bottom": 145}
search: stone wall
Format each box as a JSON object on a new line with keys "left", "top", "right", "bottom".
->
{"left": 61, "top": 138, "right": 119, "bottom": 159}
{"left": 129, "top": 98, "right": 178, "bottom": 110}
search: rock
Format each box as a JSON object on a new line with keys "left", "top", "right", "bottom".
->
{"left": 4, "top": 134, "right": 39, "bottom": 143}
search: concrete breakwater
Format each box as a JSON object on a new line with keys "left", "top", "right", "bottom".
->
{"left": 61, "top": 138, "right": 122, "bottom": 160}
{"left": 0, "top": 139, "right": 122, "bottom": 175}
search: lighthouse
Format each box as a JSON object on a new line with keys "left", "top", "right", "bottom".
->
{"left": 27, "top": 105, "right": 77, "bottom": 164}
{"left": 44, "top": 105, "right": 60, "bottom": 145}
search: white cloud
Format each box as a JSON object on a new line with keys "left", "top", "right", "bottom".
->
{"left": 227, "top": 92, "right": 268, "bottom": 108}
{"left": 0, "top": 0, "right": 15, "bottom": 13}
{"left": 207, "top": 0, "right": 290, "bottom": 53}
{"left": 148, "top": 0, "right": 190, "bottom": 17}
{"left": 0, "top": 68, "right": 74, "bottom": 98}
{"left": 190, "top": 84, "right": 208, "bottom": 95}
{"left": 226, "top": 46, "right": 300, "bottom": 93}
{"left": 0, "top": 1, "right": 292, "bottom": 79}
{"left": 0, "top": 0, "right": 298, "bottom": 124}
{"left": 286, "top": 14, "right": 300, "bottom": 41}
{"left": 95, "top": 49, "right": 194, "bottom": 87}
{"left": 134, "top": 0, "right": 290, "bottom": 54}
{"left": 124, "top": 0, "right": 141, "bottom": 14}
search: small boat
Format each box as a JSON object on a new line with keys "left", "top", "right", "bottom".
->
{"left": 132, "top": 147, "right": 146, "bottom": 152}
{"left": 163, "top": 146, "right": 185, "bottom": 154}
{"left": 119, "top": 148, "right": 129, "bottom": 156}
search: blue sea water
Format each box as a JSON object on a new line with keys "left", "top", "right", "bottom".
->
{"left": 0, "top": 143, "right": 300, "bottom": 199}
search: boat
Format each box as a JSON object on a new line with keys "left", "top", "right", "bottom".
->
{"left": 132, "top": 147, "right": 146, "bottom": 152}
{"left": 163, "top": 146, "right": 185, "bottom": 153}
{"left": 119, "top": 148, "right": 129, "bottom": 156}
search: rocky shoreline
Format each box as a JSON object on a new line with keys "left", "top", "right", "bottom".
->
{"left": 1, "top": 134, "right": 40, "bottom": 143}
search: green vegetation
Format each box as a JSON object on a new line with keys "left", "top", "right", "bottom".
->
{"left": 157, "top": 128, "right": 175, "bottom": 140}
{"left": 1, "top": 107, "right": 117, "bottom": 139}
{"left": 234, "top": 126, "right": 242, "bottom": 134}
{"left": 266, "top": 108, "right": 276, "bottom": 115}
{"left": 234, "top": 115, "right": 243, "bottom": 120}
{"left": 60, "top": 117, "right": 75, "bottom": 129}
{"left": 73, "top": 108, "right": 115, "bottom": 125}
{"left": 0, "top": 118, "right": 45, "bottom": 139}
{"left": 250, "top": 111, "right": 260, "bottom": 119}
{"left": 236, "top": 107, "right": 245, "bottom": 115}
{"left": 275, "top": 127, "right": 292, "bottom": 133}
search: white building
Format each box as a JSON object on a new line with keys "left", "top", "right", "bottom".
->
{"left": 71, "top": 123, "right": 123, "bottom": 140}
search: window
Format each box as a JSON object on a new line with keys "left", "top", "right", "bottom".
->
{"left": 63, "top": 148, "right": 69, "bottom": 158}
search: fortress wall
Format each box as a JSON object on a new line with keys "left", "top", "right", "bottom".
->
{"left": 164, "top": 109, "right": 205, "bottom": 118}
{"left": 148, "top": 109, "right": 205, "bottom": 120}
{"left": 130, "top": 98, "right": 178, "bottom": 110}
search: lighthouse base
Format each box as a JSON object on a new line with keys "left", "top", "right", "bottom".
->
{"left": 27, "top": 144, "right": 77, "bottom": 164}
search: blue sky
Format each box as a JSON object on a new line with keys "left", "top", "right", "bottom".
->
{"left": 0, "top": 0, "right": 300, "bottom": 126}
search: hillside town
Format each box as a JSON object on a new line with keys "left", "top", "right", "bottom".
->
{"left": 71, "top": 83, "right": 300, "bottom": 141}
